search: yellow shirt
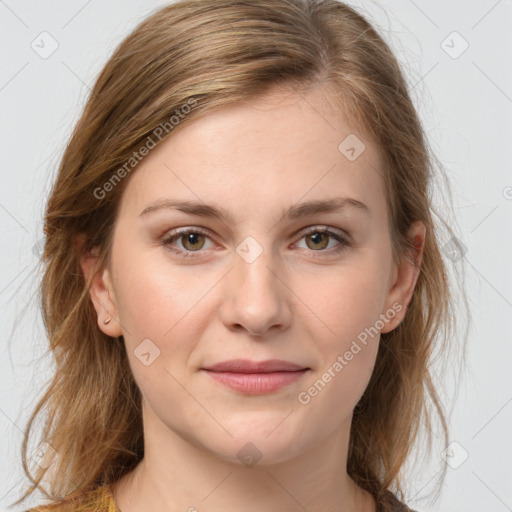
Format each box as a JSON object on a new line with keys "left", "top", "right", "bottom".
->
{"left": 26, "top": 483, "right": 119, "bottom": 512}
{"left": 26, "top": 483, "right": 414, "bottom": 511}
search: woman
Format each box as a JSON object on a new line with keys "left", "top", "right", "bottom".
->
{"left": 15, "top": 0, "right": 463, "bottom": 510}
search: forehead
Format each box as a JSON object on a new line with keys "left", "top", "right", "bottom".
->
{"left": 116, "top": 85, "right": 386, "bottom": 224}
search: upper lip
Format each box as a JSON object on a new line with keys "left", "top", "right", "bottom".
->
{"left": 202, "top": 359, "right": 308, "bottom": 373}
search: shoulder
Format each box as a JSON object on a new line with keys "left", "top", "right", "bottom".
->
{"left": 24, "top": 483, "right": 118, "bottom": 512}
{"left": 377, "top": 489, "right": 418, "bottom": 512}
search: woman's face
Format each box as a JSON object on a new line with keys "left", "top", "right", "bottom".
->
{"left": 84, "top": 85, "right": 422, "bottom": 466}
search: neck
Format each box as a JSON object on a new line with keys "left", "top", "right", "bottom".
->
{"left": 111, "top": 414, "right": 376, "bottom": 512}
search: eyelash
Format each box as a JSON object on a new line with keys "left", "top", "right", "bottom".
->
{"left": 161, "top": 226, "right": 352, "bottom": 260}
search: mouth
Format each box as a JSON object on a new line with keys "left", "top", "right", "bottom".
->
{"left": 200, "top": 359, "right": 310, "bottom": 395}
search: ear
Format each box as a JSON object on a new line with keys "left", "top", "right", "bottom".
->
{"left": 75, "top": 234, "right": 123, "bottom": 338}
{"left": 380, "top": 220, "right": 426, "bottom": 334}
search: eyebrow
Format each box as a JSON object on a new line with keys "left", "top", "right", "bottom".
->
{"left": 139, "top": 197, "right": 370, "bottom": 222}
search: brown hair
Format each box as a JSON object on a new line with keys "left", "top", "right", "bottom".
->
{"left": 14, "top": 0, "right": 468, "bottom": 509}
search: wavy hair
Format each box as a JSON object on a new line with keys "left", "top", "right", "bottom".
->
{"left": 13, "top": 0, "right": 467, "bottom": 509}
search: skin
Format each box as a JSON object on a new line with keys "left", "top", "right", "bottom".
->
{"left": 79, "top": 84, "right": 425, "bottom": 512}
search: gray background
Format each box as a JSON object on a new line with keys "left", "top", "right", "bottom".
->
{"left": 1, "top": 1, "right": 511, "bottom": 511}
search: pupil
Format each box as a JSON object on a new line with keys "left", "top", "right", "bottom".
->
{"left": 307, "top": 232, "right": 329, "bottom": 251}
{"left": 184, "top": 232, "right": 203, "bottom": 250}
{"left": 311, "top": 233, "right": 322, "bottom": 245}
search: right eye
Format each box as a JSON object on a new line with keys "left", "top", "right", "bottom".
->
{"left": 162, "top": 227, "right": 216, "bottom": 259}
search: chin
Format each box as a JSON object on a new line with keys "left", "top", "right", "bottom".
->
{"left": 202, "top": 417, "right": 306, "bottom": 467}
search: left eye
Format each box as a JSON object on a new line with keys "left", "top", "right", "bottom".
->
{"left": 162, "top": 226, "right": 350, "bottom": 259}
{"left": 295, "top": 227, "right": 349, "bottom": 252}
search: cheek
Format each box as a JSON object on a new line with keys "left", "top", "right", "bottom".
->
{"left": 112, "top": 254, "right": 206, "bottom": 405}
{"left": 295, "top": 290, "right": 382, "bottom": 430}
{"left": 293, "top": 256, "right": 388, "bottom": 400}
{"left": 113, "top": 248, "right": 203, "bottom": 339}
{"left": 112, "top": 249, "right": 224, "bottom": 389}
{"left": 298, "top": 257, "right": 389, "bottom": 344}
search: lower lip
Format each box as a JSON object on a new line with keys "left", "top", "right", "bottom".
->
{"left": 202, "top": 369, "right": 309, "bottom": 394}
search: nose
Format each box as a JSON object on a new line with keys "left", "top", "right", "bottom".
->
{"left": 218, "top": 246, "right": 293, "bottom": 338}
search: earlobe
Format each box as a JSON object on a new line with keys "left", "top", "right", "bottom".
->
{"left": 76, "top": 237, "right": 122, "bottom": 338}
{"left": 93, "top": 267, "right": 123, "bottom": 337}
{"left": 380, "top": 221, "right": 426, "bottom": 334}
